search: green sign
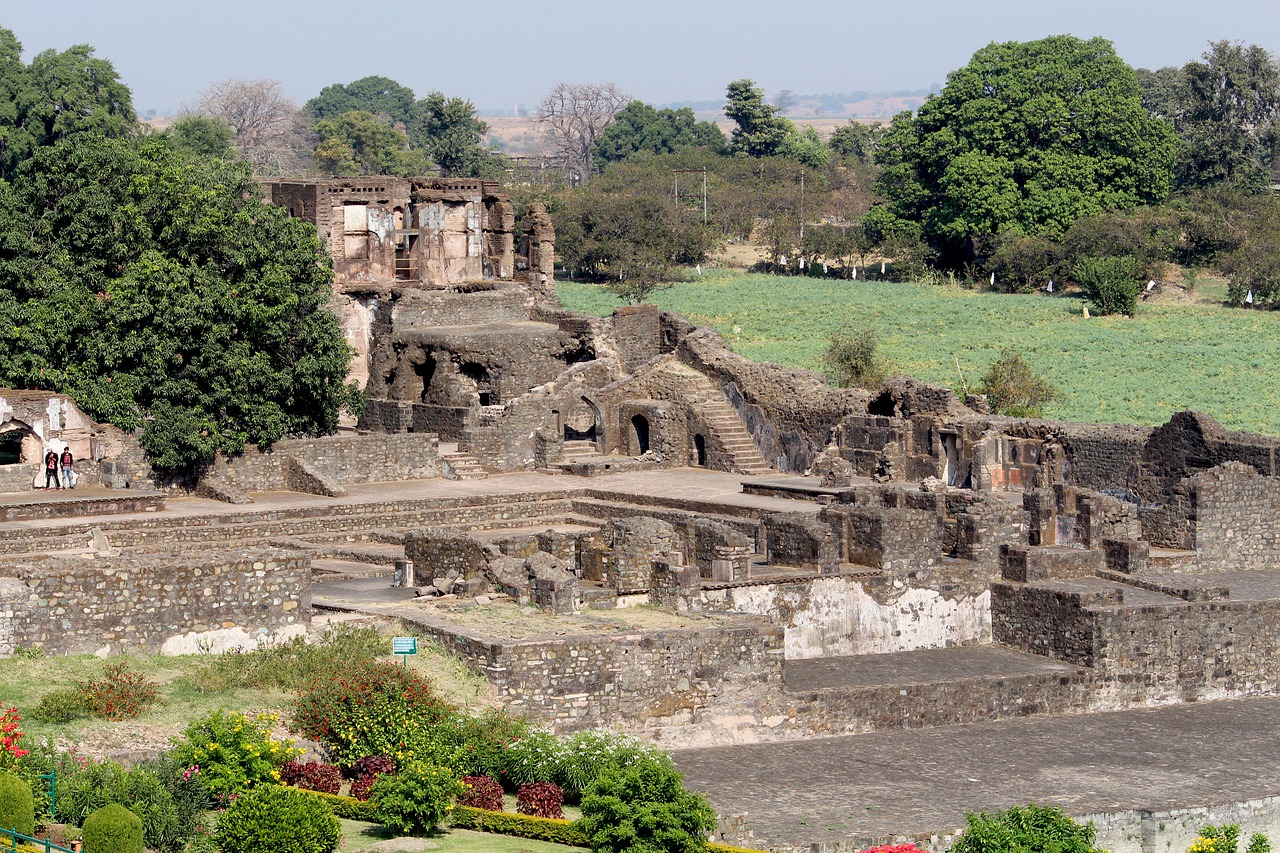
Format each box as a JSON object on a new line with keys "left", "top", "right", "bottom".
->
{"left": 392, "top": 637, "right": 418, "bottom": 655}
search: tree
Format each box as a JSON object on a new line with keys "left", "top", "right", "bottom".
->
{"left": 413, "top": 91, "right": 496, "bottom": 176}
{"left": 556, "top": 192, "right": 714, "bottom": 303}
{"left": 536, "top": 82, "right": 630, "bottom": 182}
{"left": 1140, "top": 42, "right": 1280, "bottom": 190}
{"left": 0, "top": 28, "right": 136, "bottom": 179}
{"left": 165, "top": 114, "right": 236, "bottom": 160}
{"left": 829, "top": 120, "right": 883, "bottom": 163}
{"left": 592, "top": 100, "right": 725, "bottom": 165}
{"left": 0, "top": 134, "right": 358, "bottom": 474}
{"left": 305, "top": 75, "right": 416, "bottom": 128}
{"left": 772, "top": 89, "right": 798, "bottom": 114}
{"left": 825, "top": 326, "right": 887, "bottom": 389}
{"left": 724, "top": 79, "right": 791, "bottom": 157}
{"left": 1073, "top": 255, "right": 1142, "bottom": 316}
{"left": 875, "top": 36, "right": 1177, "bottom": 252}
{"left": 190, "top": 78, "right": 309, "bottom": 175}
{"left": 312, "top": 110, "right": 430, "bottom": 176}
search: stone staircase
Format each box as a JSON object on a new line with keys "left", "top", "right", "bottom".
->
{"left": 694, "top": 397, "right": 770, "bottom": 474}
{"left": 441, "top": 450, "right": 488, "bottom": 480}
{"left": 563, "top": 439, "right": 598, "bottom": 460}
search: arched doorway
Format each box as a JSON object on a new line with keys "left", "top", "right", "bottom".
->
{"left": 693, "top": 434, "right": 707, "bottom": 467}
{"left": 630, "top": 414, "right": 650, "bottom": 455}
{"left": 564, "top": 397, "right": 602, "bottom": 448}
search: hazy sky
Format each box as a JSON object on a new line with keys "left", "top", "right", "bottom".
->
{"left": 5, "top": 1, "right": 1278, "bottom": 114}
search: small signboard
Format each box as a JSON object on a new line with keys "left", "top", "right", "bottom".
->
{"left": 392, "top": 636, "right": 418, "bottom": 667}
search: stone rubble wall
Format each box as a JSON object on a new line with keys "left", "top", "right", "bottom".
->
{"left": 0, "top": 549, "right": 310, "bottom": 655}
{"left": 1187, "top": 462, "right": 1280, "bottom": 571}
{"left": 209, "top": 433, "right": 442, "bottom": 493}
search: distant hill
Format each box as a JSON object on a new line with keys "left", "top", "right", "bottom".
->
{"left": 663, "top": 88, "right": 939, "bottom": 118}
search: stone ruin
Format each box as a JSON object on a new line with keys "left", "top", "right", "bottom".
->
{"left": 6, "top": 176, "right": 1280, "bottom": 842}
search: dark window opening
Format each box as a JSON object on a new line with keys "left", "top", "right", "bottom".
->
{"left": 0, "top": 431, "right": 23, "bottom": 466}
{"left": 694, "top": 434, "right": 707, "bottom": 467}
{"left": 413, "top": 356, "right": 436, "bottom": 404}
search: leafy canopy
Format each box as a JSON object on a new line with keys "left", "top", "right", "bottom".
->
{"left": 593, "top": 100, "right": 725, "bottom": 165}
{"left": 0, "top": 134, "right": 359, "bottom": 473}
{"left": 875, "top": 36, "right": 1177, "bottom": 246}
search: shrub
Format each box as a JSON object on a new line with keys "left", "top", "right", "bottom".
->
{"left": 458, "top": 775, "right": 505, "bottom": 811}
{"left": 1189, "top": 824, "right": 1272, "bottom": 853}
{"left": 1073, "top": 255, "right": 1141, "bottom": 316}
{"left": 985, "top": 233, "right": 1063, "bottom": 293}
{"left": 291, "top": 661, "right": 452, "bottom": 768}
{"left": 370, "top": 761, "right": 463, "bottom": 835}
{"left": 950, "top": 804, "right": 1101, "bottom": 853}
{"left": 214, "top": 785, "right": 339, "bottom": 853}
{"left": 419, "top": 707, "right": 532, "bottom": 779}
{"left": 349, "top": 775, "right": 377, "bottom": 802}
{"left": 501, "top": 728, "right": 565, "bottom": 789}
{"left": 288, "top": 762, "right": 342, "bottom": 795}
{"left": 576, "top": 761, "right": 716, "bottom": 853}
{"left": 0, "top": 770, "right": 35, "bottom": 837}
{"left": 77, "top": 662, "right": 160, "bottom": 721}
{"left": 350, "top": 755, "right": 395, "bottom": 780}
{"left": 29, "top": 688, "right": 91, "bottom": 724}
{"left": 81, "top": 803, "right": 144, "bottom": 853}
{"left": 57, "top": 760, "right": 187, "bottom": 851}
{"left": 184, "top": 623, "right": 385, "bottom": 693}
{"left": 517, "top": 781, "right": 565, "bottom": 819}
{"left": 557, "top": 729, "right": 676, "bottom": 804}
{"left": 824, "top": 325, "right": 887, "bottom": 389}
{"left": 169, "top": 711, "right": 301, "bottom": 803}
{"left": 292, "top": 788, "right": 378, "bottom": 822}
{"left": 977, "top": 350, "right": 1060, "bottom": 417}
{"left": 0, "top": 708, "right": 29, "bottom": 772}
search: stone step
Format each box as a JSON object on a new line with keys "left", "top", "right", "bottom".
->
{"left": 441, "top": 452, "right": 489, "bottom": 480}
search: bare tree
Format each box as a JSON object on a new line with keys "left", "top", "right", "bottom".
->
{"left": 189, "top": 79, "right": 312, "bottom": 176}
{"left": 535, "top": 82, "right": 630, "bottom": 184}
{"left": 772, "top": 89, "right": 798, "bottom": 114}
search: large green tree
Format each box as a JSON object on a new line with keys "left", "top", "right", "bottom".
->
{"left": 305, "top": 75, "right": 417, "bottom": 128}
{"left": 0, "top": 27, "right": 136, "bottom": 179}
{"left": 412, "top": 91, "right": 496, "bottom": 176}
{"left": 593, "top": 100, "right": 724, "bottom": 164}
{"left": 313, "top": 110, "right": 431, "bottom": 176}
{"left": 0, "top": 135, "right": 358, "bottom": 473}
{"left": 724, "top": 79, "right": 791, "bottom": 157}
{"left": 875, "top": 36, "right": 1177, "bottom": 250}
{"left": 1140, "top": 41, "right": 1280, "bottom": 190}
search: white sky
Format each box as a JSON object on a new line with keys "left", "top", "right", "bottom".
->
{"left": 4, "top": 0, "right": 1277, "bottom": 113}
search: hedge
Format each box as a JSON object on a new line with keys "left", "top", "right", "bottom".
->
{"left": 290, "top": 788, "right": 378, "bottom": 822}
{"left": 448, "top": 806, "right": 769, "bottom": 852}
{"left": 449, "top": 805, "right": 589, "bottom": 847}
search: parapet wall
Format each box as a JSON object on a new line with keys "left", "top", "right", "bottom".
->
{"left": 209, "top": 433, "right": 442, "bottom": 493}
{"left": 0, "top": 549, "right": 310, "bottom": 655}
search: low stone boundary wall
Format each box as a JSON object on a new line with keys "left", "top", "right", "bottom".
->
{"left": 207, "top": 433, "right": 442, "bottom": 494}
{"left": 0, "top": 548, "right": 310, "bottom": 655}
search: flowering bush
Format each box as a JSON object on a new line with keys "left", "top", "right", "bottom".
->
{"left": 291, "top": 662, "right": 452, "bottom": 768}
{"left": 1189, "top": 825, "right": 1272, "bottom": 853}
{"left": 555, "top": 729, "right": 675, "bottom": 802}
{"left": 169, "top": 711, "right": 302, "bottom": 802}
{"left": 457, "top": 775, "right": 504, "bottom": 811}
{"left": 0, "top": 707, "right": 30, "bottom": 771}
{"left": 499, "top": 727, "right": 564, "bottom": 789}
{"left": 418, "top": 707, "right": 532, "bottom": 779}
{"left": 77, "top": 662, "right": 160, "bottom": 721}
{"left": 214, "top": 785, "right": 339, "bottom": 853}
{"left": 516, "top": 781, "right": 564, "bottom": 819}
{"left": 370, "top": 761, "right": 463, "bottom": 835}
{"left": 859, "top": 845, "right": 928, "bottom": 853}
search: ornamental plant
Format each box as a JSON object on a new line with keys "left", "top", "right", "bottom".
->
{"left": 214, "top": 785, "right": 339, "bottom": 853}
{"left": 0, "top": 707, "right": 30, "bottom": 771}
{"left": 370, "top": 761, "right": 463, "bottom": 835}
{"left": 859, "top": 845, "right": 928, "bottom": 853}
{"left": 76, "top": 662, "right": 160, "bottom": 721}
{"left": 556, "top": 728, "right": 676, "bottom": 803}
{"left": 291, "top": 661, "right": 453, "bottom": 768}
{"left": 457, "top": 775, "right": 505, "bottom": 811}
{"left": 81, "top": 803, "right": 144, "bottom": 853}
{"left": 500, "top": 727, "right": 565, "bottom": 789}
{"left": 169, "top": 711, "right": 302, "bottom": 802}
{"left": 517, "top": 781, "right": 565, "bottom": 819}
{"left": 0, "top": 770, "right": 35, "bottom": 837}
{"left": 576, "top": 760, "right": 716, "bottom": 853}
{"left": 950, "top": 805, "right": 1103, "bottom": 853}
{"left": 282, "top": 761, "right": 342, "bottom": 795}
{"left": 349, "top": 755, "right": 396, "bottom": 802}
{"left": 1189, "top": 825, "right": 1272, "bottom": 853}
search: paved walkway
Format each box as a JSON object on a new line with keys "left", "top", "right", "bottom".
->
{"left": 675, "top": 696, "right": 1280, "bottom": 849}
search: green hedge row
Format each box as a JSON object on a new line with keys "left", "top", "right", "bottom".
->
{"left": 449, "top": 805, "right": 589, "bottom": 847}
{"left": 290, "top": 788, "right": 378, "bottom": 822}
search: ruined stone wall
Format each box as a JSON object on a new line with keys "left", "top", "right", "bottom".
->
{"left": 404, "top": 528, "right": 492, "bottom": 589}
{"left": 701, "top": 574, "right": 992, "bottom": 658}
{"left": 0, "top": 464, "right": 35, "bottom": 492}
{"left": 829, "top": 506, "right": 940, "bottom": 573}
{"left": 1187, "top": 463, "right": 1280, "bottom": 570}
{"left": 211, "top": 433, "right": 441, "bottom": 492}
{"left": 611, "top": 304, "right": 664, "bottom": 370}
{"left": 484, "top": 622, "right": 785, "bottom": 732}
{"left": 763, "top": 512, "right": 839, "bottom": 572}
{"left": 393, "top": 285, "right": 529, "bottom": 328}
{"left": 0, "top": 550, "right": 310, "bottom": 656}
{"left": 993, "top": 581, "right": 1280, "bottom": 701}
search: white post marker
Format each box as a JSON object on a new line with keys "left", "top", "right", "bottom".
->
{"left": 392, "top": 636, "right": 418, "bottom": 668}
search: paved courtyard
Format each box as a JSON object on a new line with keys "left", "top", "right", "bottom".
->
{"left": 676, "top": 696, "right": 1280, "bottom": 849}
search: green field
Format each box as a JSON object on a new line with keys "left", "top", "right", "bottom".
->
{"left": 557, "top": 271, "right": 1280, "bottom": 436}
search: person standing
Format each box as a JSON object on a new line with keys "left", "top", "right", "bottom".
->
{"left": 60, "top": 446, "right": 74, "bottom": 490}
{"left": 44, "top": 449, "right": 60, "bottom": 490}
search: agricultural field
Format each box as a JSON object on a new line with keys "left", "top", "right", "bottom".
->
{"left": 557, "top": 271, "right": 1280, "bottom": 436}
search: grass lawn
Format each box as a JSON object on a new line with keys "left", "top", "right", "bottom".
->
{"left": 339, "top": 819, "right": 582, "bottom": 851}
{"left": 0, "top": 622, "right": 491, "bottom": 750}
{"left": 558, "top": 270, "right": 1280, "bottom": 435}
